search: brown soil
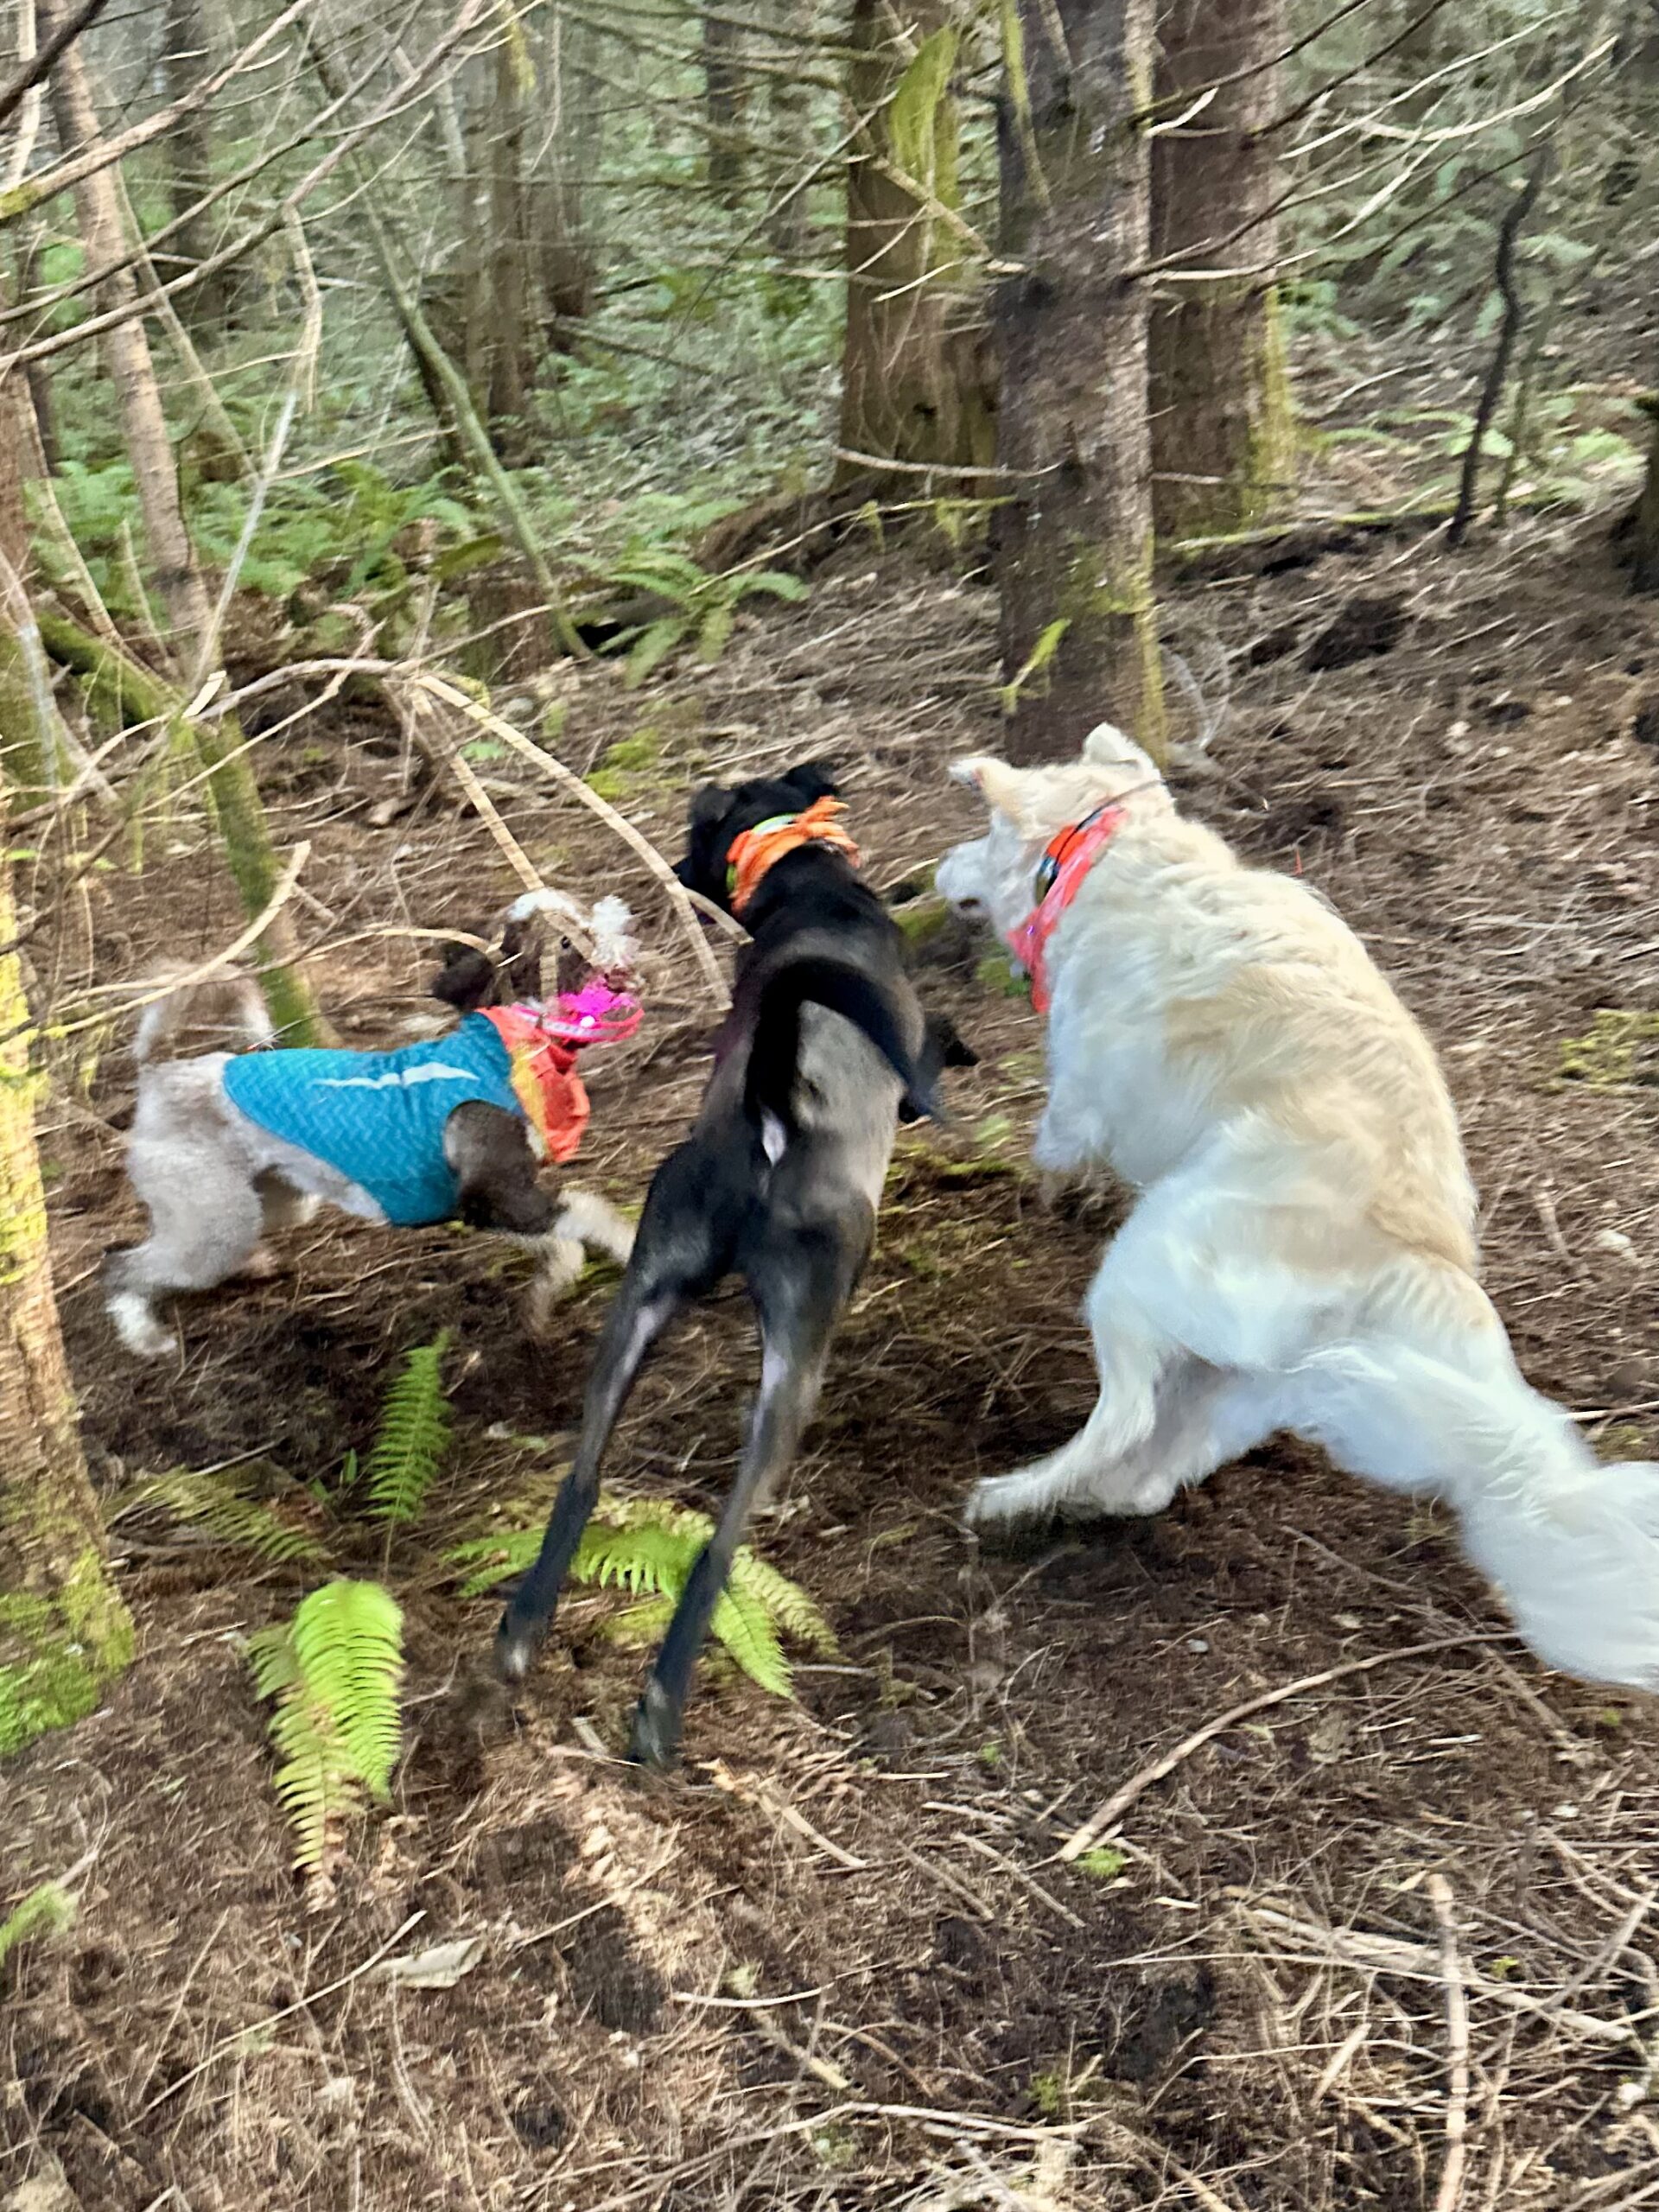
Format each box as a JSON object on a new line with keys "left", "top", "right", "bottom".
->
{"left": 5, "top": 518, "right": 1659, "bottom": 2211}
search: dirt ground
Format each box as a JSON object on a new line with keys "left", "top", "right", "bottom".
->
{"left": 5, "top": 514, "right": 1659, "bottom": 2211}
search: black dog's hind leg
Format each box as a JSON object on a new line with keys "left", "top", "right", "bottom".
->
{"left": 628, "top": 1217, "right": 868, "bottom": 1769}
{"left": 493, "top": 1267, "right": 683, "bottom": 1681}
{"left": 494, "top": 1146, "right": 732, "bottom": 1682}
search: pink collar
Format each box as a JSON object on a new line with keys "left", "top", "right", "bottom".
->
{"left": 1008, "top": 804, "right": 1125, "bottom": 1014}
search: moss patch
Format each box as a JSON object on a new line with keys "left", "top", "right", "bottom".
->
{"left": 1559, "top": 1009, "right": 1659, "bottom": 1090}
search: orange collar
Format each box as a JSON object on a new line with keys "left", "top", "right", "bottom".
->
{"left": 1008, "top": 803, "right": 1126, "bottom": 1014}
{"left": 724, "top": 797, "right": 861, "bottom": 918}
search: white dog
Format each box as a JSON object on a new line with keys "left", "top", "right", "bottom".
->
{"left": 936, "top": 721, "right": 1659, "bottom": 1693}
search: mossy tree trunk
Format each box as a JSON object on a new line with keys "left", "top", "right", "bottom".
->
{"left": 1, "top": 775, "right": 135, "bottom": 1758}
{"left": 1148, "top": 0, "right": 1292, "bottom": 538}
{"left": 836, "top": 0, "right": 994, "bottom": 486}
{"left": 42, "top": 0, "right": 325, "bottom": 1044}
{"left": 0, "top": 360, "right": 47, "bottom": 797}
{"left": 994, "top": 0, "right": 1165, "bottom": 760}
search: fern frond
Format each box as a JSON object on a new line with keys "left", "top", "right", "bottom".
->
{"left": 138, "top": 1469, "right": 329, "bottom": 1566}
{"left": 569, "top": 1521, "right": 698, "bottom": 1597}
{"left": 289, "top": 1581, "right": 404, "bottom": 1799}
{"left": 446, "top": 1527, "right": 543, "bottom": 1598}
{"left": 711, "top": 1584, "right": 791, "bottom": 1695}
{"left": 446, "top": 1487, "right": 834, "bottom": 1701}
{"left": 731, "top": 1548, "right": 839, "bottom": 1656}
{"left": 249, "top": 1580, "right": 404, "bottom": 1871}
{"left": 364, "top": 1333, "right": 453, "bottom": 1526}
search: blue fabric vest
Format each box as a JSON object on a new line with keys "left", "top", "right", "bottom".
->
{"left": 221, "top": 1014, "right": 523, "bottom": 1226}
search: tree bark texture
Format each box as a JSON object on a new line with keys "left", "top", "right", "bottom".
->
{"left": 994, "top": 0, "right": 1166, "bottom": 760}
{"left": 44, "top": 0, "right": 325, "bottom": 1043}
{"left": 704, "top": 8, "right": 746, "bottom": 207}
{"left": 162, "top": 0, "right": 226, "bottom": 333}
{"left": 1, "top": 776, "right": 135, "bottom": 1758}
{"left": 0, "top": 358, "right": 41, "bottom": 791}
{"left": 482, "top": 29, "right": 533, "bottom": 447}
{"left": 836, "top": 0, "right": 994, "bottom": 484}
{"left": 1147, "top": 0, "right": 1292, "bottom": 537}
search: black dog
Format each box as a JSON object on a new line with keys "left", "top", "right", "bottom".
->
{"left": 494, "top": 760, "right": 973, "bottom": 1765}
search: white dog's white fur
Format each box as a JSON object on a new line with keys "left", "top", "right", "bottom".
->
{"left": 936, "top": 721, "right": 1659, "bottom": 1692}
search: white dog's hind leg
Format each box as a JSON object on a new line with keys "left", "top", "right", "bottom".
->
{"left": 967, "top": 1249, "right": 1179, "bottom": 1526}
{"left": 968, "top": 1359, "right": 1276, "bottom": 1528}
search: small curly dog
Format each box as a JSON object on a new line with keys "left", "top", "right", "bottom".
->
{"left": 105, "top": 889, "right": 639, "bottom": 1357}
{"left": 937, "top": 720, "right": 1659, "bottom": 1694}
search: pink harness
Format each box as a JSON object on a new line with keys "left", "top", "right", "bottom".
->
{"left": 1008, "top": 804, "right": 1125, "bottom": 1014}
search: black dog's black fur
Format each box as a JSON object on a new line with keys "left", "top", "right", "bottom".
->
{"left": 494, "top": 760, "right": 973, "bottom": 1766}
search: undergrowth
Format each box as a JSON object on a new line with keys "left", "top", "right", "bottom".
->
{"left": 247, "top": 1580, "right": 404, "bottom": 1873}
{"left": 449, "top": 1494, "right": 837, "bottom": 1698}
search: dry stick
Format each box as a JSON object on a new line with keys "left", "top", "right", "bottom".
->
{"left": 1446, "top": 147, "right": 1549, "bottom": 549}
{"left": 1428, "top": 1873, "right": 1471, "bottom": 2212}
{"left": 48, "top": 842, "right": 311, "bottom": 1043}
{"left": 135, "top": 1910, "right": 424, "bottom": 2120}
{"left": 1058, "top": 1632, "right": 1507, "bottom": 1860}
{"left": 0, "top": 0, "right": 108, "bottom": 135}
{"left": 413, "top": 675, "right": 733, "bottom": 1009}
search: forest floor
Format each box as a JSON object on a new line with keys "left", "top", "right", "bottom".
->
{"left": 6, "top": 510, "right": 1659, "bottom": 2212}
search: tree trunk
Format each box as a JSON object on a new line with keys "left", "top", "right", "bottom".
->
{"left": 0, "top": 359, "right": 45, "bottom": 793}
{"left": 704, "top": 8, "right": 745, "bottom": 207}
{"left": 1148, "top": 0, "right": 1291, "bottom": 538}
{"left": 482, "top": 28, "right": 533, "bottom": 448}
{"left": 994, "top": 0, "right": 1165, "bottom": 760}
{"left": 42, "top": 0, "right": 326, "bottom": 1045}
{"left": 764, "top": 0, "right": 812, "bottom": 262}
{"left": 836, "top": 0, "right": 993, "bottom": 484}
{"left": 529, "top": 4, "right": 597, "bottom": 351}
{"left": 1, "top": 774, "right": 135, "bottom": 1759}
{"left": 162, "top": 0, "right": 227, "bottom": 334}
{"left": 1630, "top": 395, "right": 1659, "bottom": 593}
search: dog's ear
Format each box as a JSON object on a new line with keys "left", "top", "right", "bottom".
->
{"left": 430, "top": 942, "right": 499, "bottom": 1012}
{"left": 677, "top": 781, "right": 739, "bottom": 899}
{"left": 926, "top": 1010, "right": 979, "bottom": 1070}
{"left": 1081, "top": 721, "right": 1160, "bottom": 779}
{"left": 781, "top": 758, "right": 840, "bottom": 804}
{"left": 498, "top": 915, "right": 544, "bottom": 1004}
{"left": 949, "top": 754, "right": 1033, "bottom": 829}
{"left": 687, "top": 782, "right": 736, "bottom": 833}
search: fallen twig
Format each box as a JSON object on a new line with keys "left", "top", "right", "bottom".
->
{"left": 1427, "top": 1872, "right": 1471, "bottom": 2212}
{"left": 412, "top": 674, "right": 733, "bottom": 1010}
{"left": 1058, "top": 1632, "right": 1507, "bottom": 1859}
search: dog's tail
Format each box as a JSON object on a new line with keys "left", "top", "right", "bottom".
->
{"left": 742, "top": 955, "right": 940, "bottom": 1130}
{"left": 1298, "top": 1337, "right": 1659, "bottom": 1692}
{"left": 133, "top": 961, "right": 275, "bottom": 1065}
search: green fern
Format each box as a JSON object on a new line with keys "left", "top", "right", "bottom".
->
{"left": 446, "top": 1492, "right": 836, "bottom": 1699}
{"left": 136, "top": 1468, "right": 329, "bottom": 1565}
{"left": 0, "top": 1883, "right": 76, "bottom": 1975}
{"left": 248, "top": 1580, "right": 404, "bottom": 1872}
{"left": 363, "top": 1332, "right": 453, "bottom": 1525}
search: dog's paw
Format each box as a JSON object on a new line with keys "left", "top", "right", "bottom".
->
{"left": 108, "top": 1293, "right": 176, "bottom": 1359}
{"left": 524, "top": 1242, "right": 585, "bottom": 1337}
{"left": 237, "top": 1244, "right": 282, "bottom": 1282}
{"left": 963, "top": 1468, "right": 1058, "bottom": 1532}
